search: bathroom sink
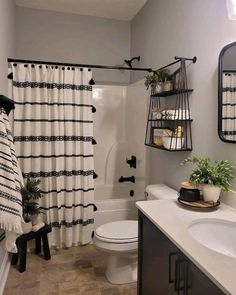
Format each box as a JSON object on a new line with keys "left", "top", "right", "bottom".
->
{"left": 188, "top": 219, "right": 236, "bottom": 258}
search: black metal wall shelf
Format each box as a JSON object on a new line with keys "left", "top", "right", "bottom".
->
{"left": 145, "top": 143, "right": 192, "bottom": 152}
{"left": 151, "top": 89, "right": 193, "bottom": 98}
{"left": 148, "top": 119, "right": 193, "bottom": 122}
{"left": 145, "top": 56, "right": 196, "bottom": 152}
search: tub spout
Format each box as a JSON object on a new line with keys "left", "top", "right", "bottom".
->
{"left": 118, "top": 176, "right": 135, "bottom": 183}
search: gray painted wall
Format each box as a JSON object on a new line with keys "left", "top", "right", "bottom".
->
{"left": 0, "top": 0, "right": 16, "bottom": 276}
{"left": 16, "top": 7, "right": 131, "bottom": 85}
{"left": 131, "top": 0, "right": 236, "bottom": 191}
{"left": 0, "top": 0, "right": 16, "bottom": 95}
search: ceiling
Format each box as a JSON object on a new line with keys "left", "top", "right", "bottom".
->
{"left": 15, "top": 0, "right": 148, "bottom": 21}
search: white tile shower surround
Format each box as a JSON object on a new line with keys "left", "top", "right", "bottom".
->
{"left": 136, "top": 199, "right": 236, "bottom": 295}
{"left": 94, "top": 197, "right": 142, "bottom": 228}
{"left": 93, "top": 81, "right": 149, "bottom": 201}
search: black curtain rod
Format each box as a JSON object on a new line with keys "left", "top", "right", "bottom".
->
{"left": 154, "top": 56, "right": 197, "bottom": 72}
{"left": 8, "top": 58, "right": 153, "bottom": 72}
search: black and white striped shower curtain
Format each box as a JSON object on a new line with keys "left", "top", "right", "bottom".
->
{"left": 9, "top": 63, "right": 95, "bottom": 247}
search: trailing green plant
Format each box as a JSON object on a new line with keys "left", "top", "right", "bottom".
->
{"left": 21, "top": 178, "right": 43, "bottom": 222}
{"left": 144, "top": 69, "right": 172, "bottom": 90}
{"left": 144, "top": 73, "right": 159, "bottom": 90}
{"left": 181, "top": 156, "right": 235, "bottom": 191}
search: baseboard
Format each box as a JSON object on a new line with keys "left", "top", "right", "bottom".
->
{"left": 0, "top": 252, "right": 11, "bottom": 295}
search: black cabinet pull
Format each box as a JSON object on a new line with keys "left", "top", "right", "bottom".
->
{"left": 169, "top": 252, "right": 178, "bottom": 283}
{"left": 175, "top": 258, "right": 188, "bottom": 295}
{"left": 183, "top": 260, "right": 189, "bottom": 295}
{"left": 175, "top": 258, "right": 188, "bottom": 294}
{"left": 175, "top": 258, "right": 181, "bottom": 293}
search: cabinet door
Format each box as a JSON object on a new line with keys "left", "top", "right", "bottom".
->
{"left": 138, "top": 212, "right": 225, "bottom": 295}
{"left": 186, "top": 258, "right": 224, "bottom": 295}
{"left": 138, "top": 212, "right": 179, "bottom": 295}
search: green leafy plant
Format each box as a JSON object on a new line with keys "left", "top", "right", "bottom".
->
{"left": 181, "top": 156, "right": 235, "bottom": 191}
{"left": 158, "top": 69, "right": 172, "bottom": 82}
{"left": 21, "top": 178, "right": 43, "bottom": 222}
{"left": 144, "top": 69, "right": 172, "bottom": 90}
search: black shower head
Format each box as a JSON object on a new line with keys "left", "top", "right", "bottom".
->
{"left": 124, "top": 56, "right": 141, "bottom": 68}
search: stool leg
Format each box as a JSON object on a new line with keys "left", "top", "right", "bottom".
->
{"left": 11, "top": 253, "right": 19, "bottom": 265}
{"left": 42, "top": 233, "right": 51, "bottom": 260}
{"left": 19, "top": 241, "right": 27, "bottom": 273}
{"left": 35, "top": 236, "right": 41, "bottom": 254}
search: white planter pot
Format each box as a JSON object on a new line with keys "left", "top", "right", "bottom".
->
{"left": 202, "top": 184, "right": 221, "bottom": 202}
{"left": 22, "top": 221, "right": 32, "bottom": 234}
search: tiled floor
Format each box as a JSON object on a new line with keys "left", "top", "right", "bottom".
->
{"left": 3, "top": 245, "right": 137, "bottom": 295}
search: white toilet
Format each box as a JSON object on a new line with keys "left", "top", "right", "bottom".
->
{"left": 94, "top": 184, "right": 178, "bottom": 284}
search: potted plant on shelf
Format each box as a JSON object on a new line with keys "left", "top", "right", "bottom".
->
{"left": 161, "top": 70, "right": 173, "bottom": 92}
{"left": 144, "top": 72, "right": 161, "bottom": 92}
{"left": 181, "top": 156, "right": 235, "bottom": 202}
{"left": 21, "top": 178, "right": 43, "bottom": 233}
{"left": 144, "top": 69, "right": 173, "bottom": 93}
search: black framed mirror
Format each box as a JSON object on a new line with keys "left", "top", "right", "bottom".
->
{"left": 218, "top": 41, "right": 236, "bottom": 143}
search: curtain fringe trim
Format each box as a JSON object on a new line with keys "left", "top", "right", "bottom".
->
{"left": 0, "top": 216, "right": 22, "bottom": 234}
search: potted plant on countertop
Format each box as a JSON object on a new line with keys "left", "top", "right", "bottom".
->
{"left": 21, "top": 178, "right": 43, "bottom": 233}
{"left": 181, "top": 156, "right": 235, "bottom": 202}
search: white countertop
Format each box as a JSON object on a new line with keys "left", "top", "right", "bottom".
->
{"left": 136, "top": 200, "right": 236, "bottom": 295}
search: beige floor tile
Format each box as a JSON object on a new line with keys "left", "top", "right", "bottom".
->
{"left": 78, "top": 281, "right": 100, "bottom": 294}
{"left": 3, "top": 244, "right": 137, "bottom": 295}
{"left": 100, "top": 287, "right": 121, "bottom": 295}
{"left": 58, "top": 281, "right": 80, "bottom": 294}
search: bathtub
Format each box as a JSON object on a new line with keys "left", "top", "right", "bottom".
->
{"left": 94, "top": 196, "right": 145, "bottom": 228}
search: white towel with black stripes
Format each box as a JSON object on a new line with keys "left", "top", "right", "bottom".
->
{"left": 0, "top": 107, "right": 23, "bottom": 253}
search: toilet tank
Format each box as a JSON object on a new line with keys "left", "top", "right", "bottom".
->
{"left": 145, "top": 184, "right": 178, "bottom": 200}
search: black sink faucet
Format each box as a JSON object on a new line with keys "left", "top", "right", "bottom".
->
{"left": 118, "top": 176, "right": 135, "bottom": 183}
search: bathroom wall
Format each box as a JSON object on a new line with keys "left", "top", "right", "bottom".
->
{"left": 15, "top": 7, "right": 131, "bottom": 85}
{"left": 0, "top": 0, "right": 16, "bottom": 95}
{"left": 93, "top": 81, "right": 148, "bottom": 200}
{"left": 131, "top": 0, "right": 236, "bottom": 200}
{"left": 0, "top": 1, "right": 16, "bottom": 292}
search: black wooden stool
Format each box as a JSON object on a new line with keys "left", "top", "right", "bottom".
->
{"left": 11, "top": 224, "right": 52, "bottom": 272}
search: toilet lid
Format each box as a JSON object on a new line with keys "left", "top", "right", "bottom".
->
{"left": 95, "top": 220, "right": 138, "bottom": 243}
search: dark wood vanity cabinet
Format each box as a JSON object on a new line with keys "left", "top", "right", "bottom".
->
{"left": 138, "top": 212, "right": 224, "bottom": 295}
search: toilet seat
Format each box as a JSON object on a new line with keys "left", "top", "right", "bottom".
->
{"left": 95, "top": 220, "right": 138, "bottom": 244}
